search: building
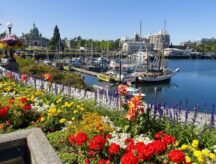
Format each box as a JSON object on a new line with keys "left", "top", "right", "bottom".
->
{"left": 121, "top": 30, "right": 170, "bottom": 53}
{"left": 122, "top": 41, "right": 153, "bottom": 54}
{"left": 21, "top": 23, "right": 48, "bottom": 47}
{"left": 147, "top": 30, "right": 170, "bottom": 50}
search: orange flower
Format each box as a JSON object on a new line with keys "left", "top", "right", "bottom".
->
{"left": 118, "top": 84, "right": 128, "bottom": 96}
{"left": 126, "top": 108, "right": 138, "bottom": 121}
{"left": 6, "top": 71, "right": 13, "bottom": 79}
{"left": 43, "top": 73, "right": 52, "bottom": 81}
{"left": 21, "top": 73, "right": 28, "bottom": 81}
{"left": 125, "top": 96, "right": 144, "bottom": 121}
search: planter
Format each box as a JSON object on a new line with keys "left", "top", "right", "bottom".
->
{"left": 0, "top": 128, "right": 61, "bottom": 164}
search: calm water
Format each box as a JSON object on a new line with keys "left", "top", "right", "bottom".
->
{"left": 84, "top": 59, "right": 216, "bottom": 112}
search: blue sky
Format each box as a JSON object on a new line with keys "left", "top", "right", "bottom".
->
{"left": 0, "top": 0, "right": 216, "bottom": 44}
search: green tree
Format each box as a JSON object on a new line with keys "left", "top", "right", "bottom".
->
{"left": 0, "top": 32, "right": 6, "bottom": 39}
{"left": 49, "top": 25, "right": 64, "bottom": 50}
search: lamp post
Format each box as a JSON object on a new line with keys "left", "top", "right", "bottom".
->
{"left": 6, "top": 22, "right": 13, "bottom": 35}
{"left": 6, "top": 22, "right": 14, "bottom": 60}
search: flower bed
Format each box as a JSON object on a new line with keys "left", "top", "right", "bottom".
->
{"left": 0, "top": 77, "right": 216, "bottom": 163}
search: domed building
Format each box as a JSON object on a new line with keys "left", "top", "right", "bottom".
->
{"left": 21, "top": 23, "right": 48, "bottom": 47}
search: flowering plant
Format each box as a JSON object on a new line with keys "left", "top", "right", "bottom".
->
{"left": 65, "top": 130, "right": 187, "bottom": 164}
{"left": 179, "top": 139, "right": 216, "bottom": 163}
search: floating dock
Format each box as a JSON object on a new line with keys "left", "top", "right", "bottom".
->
{"left": 70, "top": 66, "right": 99, "bottom": 76}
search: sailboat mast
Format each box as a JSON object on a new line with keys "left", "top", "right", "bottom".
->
{"left": 159, "top": 19, "right": 166, "bottom": 71}
{"left": 140, "top": 21, "right": 142, "bottom": 40}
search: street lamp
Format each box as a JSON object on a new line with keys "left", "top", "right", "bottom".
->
{"left": 6, "top": 22, "right": 13, "bottom": 35}
{"left": 6, "top": 22, "right": 13, "bottom": 60}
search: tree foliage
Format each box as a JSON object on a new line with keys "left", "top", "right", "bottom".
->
{"left": 192, "top": 41, "right": 216, "bottom": 53}
{"left": 49, "top": 25, "right": 64, "bottom": 50}
{"left": 66, "top": 36, "right": 120, "bottom": 51}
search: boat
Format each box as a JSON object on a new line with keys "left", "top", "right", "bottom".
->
{"left": 92, "top": 82, "right": 113, "bottom": 91}
{"left": 132, "top": 23, "right": 179, "bottom": 83}
{"left": 135, "top": 67, "right": 180, "bottom": 83}
{"left": 97, "top": 73, "right": 115, "bottom": 83}
{"left": 63, "top": 65, "right": 70, "bottom": 71}
{"left": 127, "top": 87, "right": 145, "bottom": 97}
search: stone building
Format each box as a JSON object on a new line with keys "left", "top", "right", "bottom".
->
{"left": 122, "top": 41, "right": 153, "bottom": 54}
{"left": 147, "top": 30, "right": 170, "bottom": 50}
{"left": 21, "top": 23, "right": 48, "bottom": 47}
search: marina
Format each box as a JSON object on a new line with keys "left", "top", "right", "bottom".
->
{"left": 81, "top": 59, "right": 216, "bottom": 113}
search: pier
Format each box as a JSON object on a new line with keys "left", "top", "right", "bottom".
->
{"left": 70, "top": 66, "right": 99, "bottom": 76}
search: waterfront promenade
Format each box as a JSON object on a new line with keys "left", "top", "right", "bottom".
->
{"left": 0, "top": 65, "right": 215, "bottom": 128}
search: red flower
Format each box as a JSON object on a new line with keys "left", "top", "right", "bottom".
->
{"left": 75, "top": 132, "right": 88, "bottom": 146}
{"left": 22, "top": 104, "right": 31, "bottom": 111}
{"left": 8, "top": 98, "right": 15, "bottom": 104}
{"left": 126, "top": 142, "right": 136, "bottom": 152}
{"left": 19, "top": 97, "right": 28, "bottom": 104}
{"left": 21, "top": 73, "right": 28, "bottom": 81}
{"left": 162, "top": 134, "right": 176, "bottom": 145}
{"left": 154, "top": 131, "right": 165, "bottom": 139}
{"left": 108, "top": 143, "right": 120, "bottom": 155}
{"left": 121, "top": 152, "right": 139, "bottom": 164}
{"left": 148, "top": 140, "right": 166, "bottom": 154}
{"left": 118, "top": 84, "right": 128, "bottom": 96}
{"left": 106, "top": 133, "right": 111, "bottom": 139}
{"left": 43, "top": 73, "right": 52, "bottom": 81}
{"left": 68, "top": 134, "right": 75, "bottom": 145}
{"left": 88, "top": 135, "right": 106, "bottom": 151}
{"left": 125, "top": 138, "right": 134, "bottom": 145}
{"left": 6, "top": 71, "right": 13, "bottom": 79}
{"left": 135, "top": 142, "right": 147, "bottom": 161}
{"left": 168, "top": 149, "right": 185, "bottom": 163}
{"left": 85, "top": 159, "right": 90, "bottom": 164}
{"left": 88, "top": 150, "right": 94, "bottom": 156}
{"left": 98, "top": 159, "right": 110, "bottom": 164}
{"left": 0, "top": 106, "right": 10, "bottom": 117}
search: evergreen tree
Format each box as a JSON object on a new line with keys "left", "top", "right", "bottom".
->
{"left": 49, "top": 25, "right": 64, "bottom": 50}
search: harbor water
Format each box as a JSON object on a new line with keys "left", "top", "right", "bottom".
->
{"left": 83, "top": 59, "right": 216, "bottom": 113}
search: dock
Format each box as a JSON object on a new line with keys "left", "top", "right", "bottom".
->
{"left": 70, "top": 66, "right": 99, "bottom": 76}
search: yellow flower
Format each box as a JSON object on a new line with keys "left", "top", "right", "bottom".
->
{"left": 48, "top": 106, "right": 61, "bottom": 117}
{"left": 56, "top": 98, "right": 62, "bottom": 104}
{"left": 181, "top": 144, "right": 188, "bottom": 150}
{"left": 197, "top": 157, "right": 204, "bottom": 162}
{"left": 193, "top": 150, "right": 202, "bottom": 158}
{"left": 192, "top": 139, "right": 199, "bottom": 148}
{"left": 73, "top": 110, "right": 78, "bottom": 114}
{"left": 202, "top": 149, "right": 210, "bottom": 157}
{"left": 31, "top": 95, "right": 35, "bottom": 101}
{"left": 185, "top": 156, "right": 191, "bottom": 163}
{"left": 40, "top": 117, "right": 45, "bottom": 122}
{"left": 71, "top": 117, "right": 75, "bottom": 121}
{"left": 80, "top": 107, "right": 85, "bottom": 111}
{"left": 35, "top": 90, "right": 43, "bottom": 96}
{"left": 59, "top": 118, "right": 67, "bottom": 124}
{"left": 209, "top": 153, "right": 216, "bottom": 159}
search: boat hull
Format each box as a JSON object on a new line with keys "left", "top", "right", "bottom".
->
{"left": 137, "top": 74, "right": 172, "bottom": 84}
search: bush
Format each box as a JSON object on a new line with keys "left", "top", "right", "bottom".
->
{"left": 15, "top": 56, "right": 85, "bottom": 89}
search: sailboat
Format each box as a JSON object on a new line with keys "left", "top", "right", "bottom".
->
{"left": 134, "top": 22, "right": 179, "bottom": 83}
{"left": 132, "top": 41, "right": 179, "bottom": 83}
{"left": 42, "top": 46, "right": 52, "bottom": 65}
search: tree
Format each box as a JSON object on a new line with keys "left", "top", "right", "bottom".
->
{"left": 49, "top": 25, "right": 64, "bottom": 50}
{"left": 0, "top": 32, "right": 6, "bottom": 39}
